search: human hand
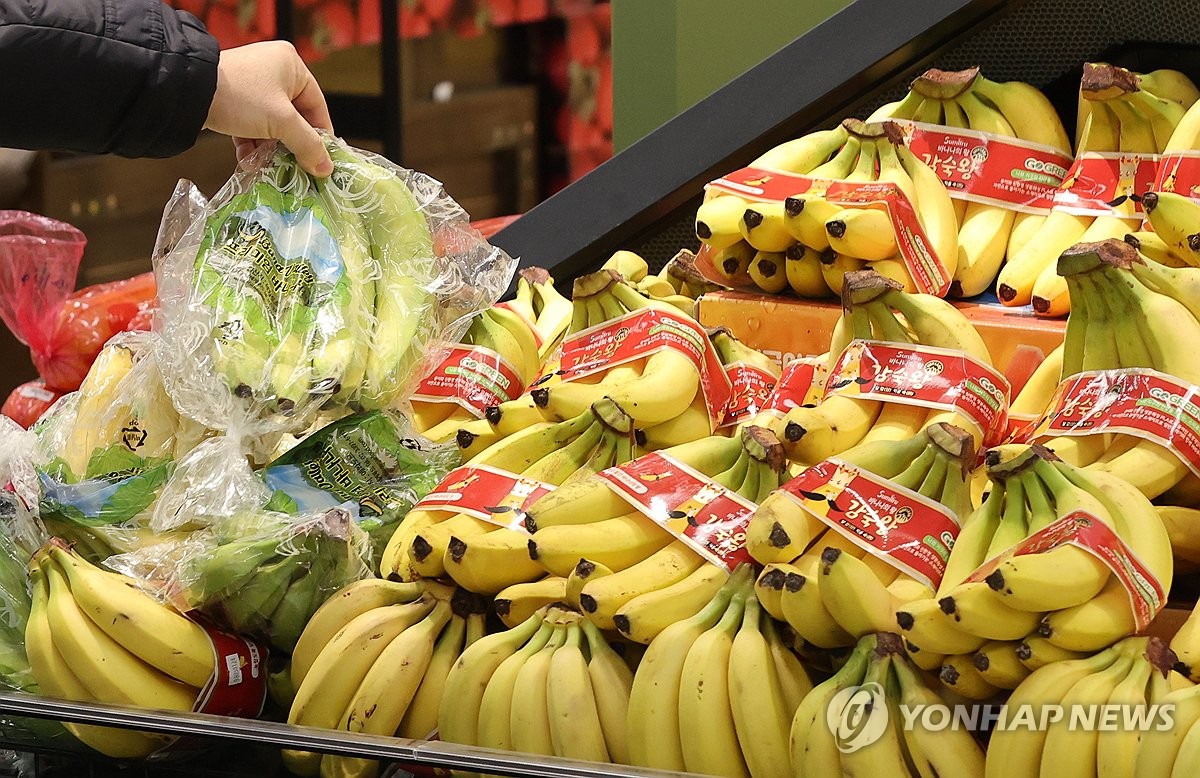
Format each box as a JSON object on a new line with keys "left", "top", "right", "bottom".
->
{"left": 204, "top": 41, "right": 335, "bottom": 177}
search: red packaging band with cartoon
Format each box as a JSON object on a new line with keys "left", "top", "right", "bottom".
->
{"left": 596, "top": 452, "right": 756, "bottom": 572}
{"left": 1017, "top": 368, "right": 1200, "bottom": 477}
{"left": 897, "top": 120, "right": 1073, "bottom": 213}
{"left": 410, "top": 344, "right": 528, "bottom": 418}
{"left": 550, "top": 307, "right": 733, "bottom": 432}
{"left": 1052, "top": 152, "right": 1159, "bottom": 219}
{"left": 720, "top": 362, "right": 778, "bottom": 428}
{"left": 776, "top": 458, "right": 961, "bottom": 589}
{"left": 754, "top": 356, "right": 831, "bottom": 423}
{"left": 704, "top": 166, "right": 951, "bottom": 296}
{"left": 411, "top": 464, "right": 556, "bottom": 532}
{"left": 825, "top": 339, "right": 1011, "bottom": 448}
{"left": 1154, "top": 151, "right": 1200, "bottom": 204}
{"left": 964, "top": 510, "right": 1165, "bottom": 630}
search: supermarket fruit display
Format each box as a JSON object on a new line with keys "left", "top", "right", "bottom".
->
{"left": 695, "top": 62, "right": 1200, "bottom": 313}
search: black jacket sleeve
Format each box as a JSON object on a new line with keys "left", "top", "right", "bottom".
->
{"left": 0, "top": 0, "right": 219, "bottom": 158}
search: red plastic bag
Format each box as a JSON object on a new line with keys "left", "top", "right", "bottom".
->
{"left": 1, "top": 379, "right": 62, "bottom": 429}
{"left": 0, "top": 211, "right": 86, "bottom": 358}
{"left": 34, "top": 273, "right": 157, "bottom": 391}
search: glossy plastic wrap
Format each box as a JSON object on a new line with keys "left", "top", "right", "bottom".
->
{"left": 154, "top": 134, "right": 516, "bottom": 436}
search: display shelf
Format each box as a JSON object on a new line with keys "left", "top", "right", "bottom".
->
{"left": 489, "top": 0, "right": 1200, "bottom": 286}
{"left": 0, "top": 693, "right": 685, "bottom": 778}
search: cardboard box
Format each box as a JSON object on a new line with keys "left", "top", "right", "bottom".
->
{"left": 696, "top": 291, "right": 1066, "bottom": 395}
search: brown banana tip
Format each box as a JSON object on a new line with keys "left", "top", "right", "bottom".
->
{"left": 531, "top": 388, "right": 550, "bottom": 408}
{"left": 1035, "top": 619, "right": 1052, "bottom": 638}
{"left": 783, "top": 421, "right": 805, "bottom": 442}
{"left": 456, "top": 429, "right": 478, "bottom": 449}
{"left": 696, "top": 221, "right": 713, "bottom": 239}
{"left": 411, "top": 536, "right": 433, "bottom": 562}
{"left": 1031, "top": 296, "right": 1050, "bottom": 313}
{"left": 484, "top": 406, "right": 502, "bottom": 425}
{"left": 579, "top": 594, "right": 598, "bottom": 613}
{"left": 875, "top": 631, "right": 906, "bottom": 656}
{"left": 634, "top": 429, "right": 647, "bottom": 447}
{"left": 997, "top": 284, "right": 1017, "bottom": 302}
{"left": 450, "top": 587, "right": 478, "bottom": 617}
{"left": 760, "top": 259, "right": 779, "bottom": 276}
{"left": 984, "top": 569, "right": 1006, "bottom": 592}
{"left": 1141, "top": 192, "right": 1159, "bottom": 212}
{"left": 826, "top": 220, "right": 847, "bottom": 238}
{"left": 1015, "top": 643, "right": 1032, "bottom": 661}
{"left": 523, "top": 515, "right": 538, "bottom": 533}
{"left": 768, "top": 522, "right": 792, "bottom": 549}
{"left": 613, "top": 614, "right": 631, "bottom": 634}
{"left": 785, "top": 244, "right": 806, "bottom": 260}
{"left": 785, "top": 197, "right": 805, "bottom": 217}
{"left": 937, "top": 596, "right": 958, "bottom": 616}
{"left": 234, "top": 383, "right": 254, "bottom": 398}
{"left": 940, "top": 664, "right": 961, "bottom": 685}
{"left": 1147, "top": 637, "right": 1180, "bottom": 677}
{"left": 896, "top": 611, "right": 915, "bottom": 630}
{"left": 574, "top": 559, "right": 597, "bottom": 577}
{"left": 819, "top": 546, "right": 842, "bottom": 567}
{"left": 1189, "top": 234, "right": 1200, "bottom": 253}
{"left": 447, "top": 537, "right": 468, "bottom": 563}
{"left": 783, "top": 572, "right": 806, "bottom": 592}
{"left": 277, "top": 398, "right": 295, "bottom": 415}
{"left": 526, "top": 539, "right": 539, "bottom": 560}
{"left": 722, "top": 258, "right": 742, "bottom": 275}
{"left": 493, "top": 599, "right": 511, "bottom": 616}
{"left": 742, "top": 209, "right": 764, "bottom": 230}
{"left": 759, "top": 567, "right": 787, "bottom": 590}
{"left": 820, "top": 249, "right": 838, "bottom": 265}
{"left": 518, "top": 266, "right": 552, "bottom": 285}
{"left": 973, "top": 653, "right": 990, "bottom": 672}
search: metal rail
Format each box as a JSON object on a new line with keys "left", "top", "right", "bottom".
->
{"left": 0, "top": 692, "right": 686, "bottom": 778}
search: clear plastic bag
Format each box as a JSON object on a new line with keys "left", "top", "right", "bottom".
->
{"left": 167, "top": 506, "right": 371, "bottom": 654}
{"left": 30, "top": 332, "right": 210, "bottom": 560}
{"left": 259, "top": 408, "right": 459, "bottom": 560}
{"left": 154, "top": 133, "right": 515, "bottom": 436}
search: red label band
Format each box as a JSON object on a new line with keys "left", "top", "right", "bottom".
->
{"left": 1154, "top": 151, "right": 1200, "bottom": 204}
{"left": 412, "top": 344, "right": 526, "bottom": 417}
{"left": 596, "top": 452, "right": 755, "bottom": 572}
{"left": 899, "top": 121, "right": 1072, "bottom": 214}
{"left": 963, "top": 510, "right": 1165, "bottom": 631}
{"left": 1052, "top": 152, "right": 1159, "bottom": 218}
{"left": 721, "top": 363, "right": 778, "bottom": 428}
{"left": 412, "top": 465, "right": 554, "bottom": 531}
{"left": 826, "top": 340, "right": 1011, "bottom": 448}
{"left": 778, "top": 458, "right": 960, "bottom": 588}
{"left": 761, "top": 356, "right": 830, "bottom": 418}
{"left": 556, "top": 308, "right": 733, "bottom": 431}
{"left": 154, "top": 619, "right": 267, "bottom": 757}
{"left": 1027, "top": 368, "right": 1200, "bottom": 477}
{"left": 707, "top": 167, "right": 952, "bottom": 296}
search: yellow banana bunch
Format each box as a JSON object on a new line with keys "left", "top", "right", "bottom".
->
{"left": 381, "top": 397, "right": 637, "bottom": 594}
{"left": 773, "top": 269, "right": 993, "bottom": 468}
{"left": 24, "top": 542, "right": 216, "bottom": 758}
{"left": 437, "top": 604, "right": 633, "bottom": 765}
{"left": 987, "top": 636, "right": 1191, "bottom": 778}
{"left": 790, "top": 633, "right": 985, "bottom": 778}
{"left": 412, "top": 301, "right": 542, "bottom": 439}
{"left": 282, "top": 579, "right": 486, "bottom": 777}
{"left": 999, "top": 63, "right": 1197, "bottom": 316}
{"left": 897, "top": 444, "right": 1172, "bottom": 659}
{"left": 1046, "top": 239, "right": 1200, "bottom": 499}
{"left": 521, "top": 426, "right": 784, "bottom": 640}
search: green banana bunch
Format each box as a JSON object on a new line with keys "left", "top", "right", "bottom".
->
{"left": 184, "top": 508, "right": 369, "bottom": 653}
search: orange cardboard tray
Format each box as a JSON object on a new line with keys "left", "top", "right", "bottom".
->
{"left": 696, "top": 291, "right": 1066, "bottom": 396}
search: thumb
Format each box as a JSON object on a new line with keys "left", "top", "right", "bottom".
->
{"left": 277, "top": 111, "right": 334, "bottom": 177}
